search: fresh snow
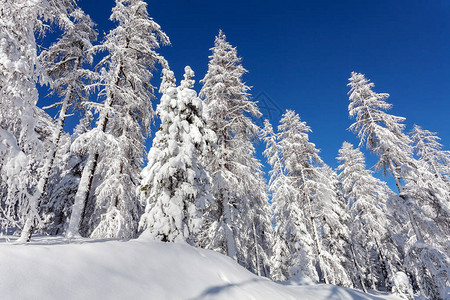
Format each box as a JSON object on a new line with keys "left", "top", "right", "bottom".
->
{"left": 1, "top": 2, "right": 447, "bottom": 299}
{"left": 0, "top": 237, "right": 401, "bottom": 300}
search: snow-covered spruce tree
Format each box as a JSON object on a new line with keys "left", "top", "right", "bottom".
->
{"left": 410, "top": 125, "right": 450, "bottom": 237}
{"left": 139, "top": 67, "right": 212, "bottom": 244}
{"left": 0, "top": 0, "right": 75, "bottom": 241}
{"left": 21, "top": 8, "right": 98, "bottom": 239}
{"left": 262, "top": 119, "right": 316, "bottom": 282}
{"left": 231, "top": 132, "right": 274, "bottom": 277}
{"left": 348, "top": 72, "right": 449, "bottom": 299}
{"left": 316, "top": 165, "right": 353, "bottom": 288}
{"left": 411, "top": 125, "right": 450, "bottom": 184}
{"left": 199, "top": 30, "right": 273, "bottom": 276}
{"left": 264, "top": 110, "right": 352, "bottom": 284}
{"left": 0, "top": 0, "right": 75, "bottom": 143}
{"left": 159, "top": 68, "right": 176, "bottom": 94}
{"left": 66, "top": 0, "right": 169, "bottom": 239}
{"left": 337, "top": 142, "right": 404, "bottom": 294}
{"left": 277, "top": 111, "right": 342, "bottom": 285}
{"left": 411, "top": 125, "right": 450, "bottom": 195}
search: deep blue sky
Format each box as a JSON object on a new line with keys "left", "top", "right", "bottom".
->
{"left": 43, "top": 0, "right": 450, "bottom": 179}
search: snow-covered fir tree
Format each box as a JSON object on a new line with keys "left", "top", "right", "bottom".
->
{"left": 0, "top": 0, "right": 76, "bottom": 241}
{"left": 262, "top": 120, "right": 293, "bottom": 281}
{"left": 199, "top": 30, "right": 273, "bottom": 276}
{"left": 348, "top": 72, "right": 449, "bottom": 299}
{"left": 66, "top": 0, "right": 169, "bottom": 239}
{"left": 410, "top": 125, "right": 450, "bottom": 236}
{"left": 411, "top": 126, "right": 450, "bottom": 180}
{"left": 337, "top": 142, "right": 404, "bottom": 294}
{"left": 159, "top": 68, "right": 176, "bottom": 94}
{"left": 264, "top": 110, "right": 351, "bottom": 285}
{"left": 411, "top": 125, "right": 450, "bottom": 190}
{"left": 315, "top": 165, "right": 353, "bottom": 288}
{"left": 230, "top": 132, "right": 274, "bottom": 277}
{"left": 139, "top": 66, "right": 212, "bottom": 244}
{"left": 20, "top": 8, "right": 97, "bottom": 239}
{"left": 263, "top": 113, "right": 320, "bottom": 282}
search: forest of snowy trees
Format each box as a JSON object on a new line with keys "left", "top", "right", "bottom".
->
{"left": 0, "top": 1, "right": 449, "bottom": 299}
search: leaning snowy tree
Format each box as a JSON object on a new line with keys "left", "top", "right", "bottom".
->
{"left": 21, "top": 8, "right": 98, "bottom": 240}
{"left": 0, "top": 0, "right": 76, "bottom": 241}
{"left": 199, "top": 30, "right": 274, "bottom": 276}
{"left": 348, "top": 72, "right": 449, "bottom": 299}
{"left": 66, "top": 0, "right": 169, "bottom": 239}
{"left": 139, "top": 67, "right": 212, "bottom": 244}
{"left": 409, "top": 125, "right": 450, "bottom": 242}
{"left": 411, "top": 125, "right": 450, "bottom": 190}
{"left": 44, "top": 110, "right": 93, "bottom": 235}
{"left": 410, "top": 125, "right": 450, "bottom": 236}
{"left": 337, "top": 142, "right": 404, "bottom": 294}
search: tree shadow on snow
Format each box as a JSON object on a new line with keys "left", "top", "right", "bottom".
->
{"left": 189, "top": 278, "right": 259, "bottom": 300}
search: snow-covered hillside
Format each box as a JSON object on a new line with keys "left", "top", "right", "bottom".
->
{"left": 0, "top": 237, "right": 401, "bottom": 300}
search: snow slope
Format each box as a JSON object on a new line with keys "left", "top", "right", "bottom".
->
{"left": 0, "top": 237, "right": 401, "bottom": 300}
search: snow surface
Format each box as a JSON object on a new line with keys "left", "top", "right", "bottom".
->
{"left": 0, "top": 237, "right": 402, "bottom": 300}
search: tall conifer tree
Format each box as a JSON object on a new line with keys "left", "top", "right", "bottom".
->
{"left": 0, "top": 0, "right": 75, "bottom": 241}
{"left": 199, "top": 31, "right": 273, "bottom": 276}
{"left": 337, "top": 142, "right": 403, "bottom": 293}
{"left": 66, "top": 0, "right": 169, "bottom": 238}
{"left": 348, "top": 72, "right": 449, "bottom": 299}
{"left": 139, "top": 67, "right": 212, "bottom": 243}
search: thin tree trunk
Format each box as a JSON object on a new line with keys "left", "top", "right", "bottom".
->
{"left": 373, "top": 235, "right": 392, "bottom": 291}
{"left": 430, "top": 161, "right": 444, "bottom": 182}
{"left": 222, "top": 190, "right": 237, "bottom": 260}
{"left": 66, "top": 150, "right": 96, "bottom": 238}
{"left": 253, "top": 221, "right": 261, "bottom": 276}
{"left": 309, "top": 209, "right": 329, "bottom": 284}
{"left": 21, "top": 85, "right": 74, "bottom": 242}
{"left": 218, "top": 135, "right": 237, "bottom": 261}
{"left": 301, "top": 170, "right": 329, "bottom": 284}
{"left": 350, "top": 242, "right": 367, "bottom": 293}
{"left": 18, "top": 215, "right": 36, "bottom": 243}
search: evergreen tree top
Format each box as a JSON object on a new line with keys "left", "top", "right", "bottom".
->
{"left": 347, "top": 72, "right": 413, "bottom": 168}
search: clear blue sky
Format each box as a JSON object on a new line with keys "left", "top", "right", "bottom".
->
{"left": 44, "top": 0, "right": 450, "bottom": 178}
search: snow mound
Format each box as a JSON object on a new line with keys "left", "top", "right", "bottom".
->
{"left": 0, "top": 237, "right": 401, "bottom": 300}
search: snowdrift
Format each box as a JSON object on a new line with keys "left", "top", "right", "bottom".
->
{"left": 0, "top": 237, "right": 401, "bottom": 300}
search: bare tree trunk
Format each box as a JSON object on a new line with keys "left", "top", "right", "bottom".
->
{"left": 222, "top": 190, "right": 237, "bottom": 260}
{"left": 253, "top": 221, "right": 261, "bottom": 276}
{"left": 350, "top": 242, "right": 367, "bottom": 293}
{"left": 66, "top": 111, "right": 109, "bottom": 238}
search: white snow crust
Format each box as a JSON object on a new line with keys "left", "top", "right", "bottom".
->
{"left": 0, "top": 237, "right": 402, "bottom": 300}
